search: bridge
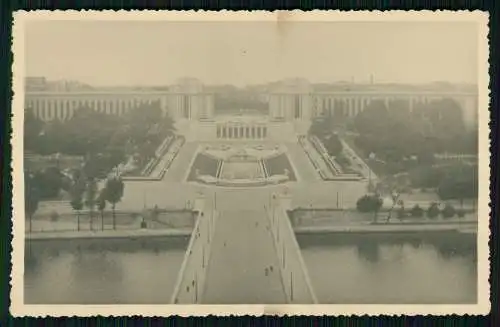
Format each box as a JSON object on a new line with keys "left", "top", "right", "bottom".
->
{"left": 170, "top": 189, "right": 318, "bottom": 304}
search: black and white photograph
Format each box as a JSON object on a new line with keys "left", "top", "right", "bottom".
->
{"left": 10, "top": 10, "right": 490, "bottom": 316}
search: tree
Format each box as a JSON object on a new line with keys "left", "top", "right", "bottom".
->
{"left": 353, "top": 100, "right": 390, "bottom": 136}
{"left": 84, "top": 178, "right": 98, "bottom": 231}
{"left": 159, "top": 111, "right": 176, "bottom": 136}
{"left": 426, "top": 202, "right": 440, "bottom": 219}
{"left": 323, "top": 133, "right": 343, "bottom": 157}
{"left": 104, "top": 177, "right": 125, "bottom": 229}
{"left": 308, "top": 116, "right": 333, "bottom": 139}
{"left": 83, "top": 154, "right": 113, "bottom": 180}
{"left": 396, "top": 200, "right": 406, "bottom": 220}
{"left": 24, "top": 172, "right": 40, "bottom": 232}
{"left": 69, "top": 178, "right": 85, "bottom": 231}
{"left": 356, "top": 194, "right": 383, "bottom": 222}
{"left": 32, "top": 167, "right": 64, "bottom": 199}
{"left": 437, "top": 164, "right": 478, "bottom": 200}
{"left": 97, "top": 191, "right": 107, "bottom": 231}
{"left": 410, "top": 204, "right": 424, "bottom": 218}
{"left": 409, "top": 166, "right": 445, "bottom": 189}
{"left": 441, "top": 203, "right": 456, "bottom": 219}
{"left": 24, "top": 107, "right": 44, "bottom": 152}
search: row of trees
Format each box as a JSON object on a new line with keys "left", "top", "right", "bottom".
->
{"left": 352, "top": 98, "right": 477, "bottom": 166}
{"left": 24, "top": 101, "right": 176, "bottom": 177}
{"left": 25, "top": 168, "right": 125, "bottom": 232}
{"left": 69, "top": 173, "right": 125, "bottom": 231}
{"left": 308, "top": 115, "right": 344, "bottom": 157}
{"left": 408, "top": 163, "right": 478, "bottom": 200}
{"left": 356, "top": 194, "right": 469, "bottom": 223}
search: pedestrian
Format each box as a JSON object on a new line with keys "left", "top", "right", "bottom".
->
{"left": 269, "top": 265, "right": 273, "bottom": 273}
{"left": 264, "top": 268, "right": 269, "bottom": 276}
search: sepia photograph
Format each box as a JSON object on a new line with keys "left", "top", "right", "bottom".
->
{"left": 10, "top": 10, "right": 490, "bottom": 316}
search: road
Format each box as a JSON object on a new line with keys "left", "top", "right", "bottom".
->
{"left": 202, "top": 189, "right": 287, "bottom": 304}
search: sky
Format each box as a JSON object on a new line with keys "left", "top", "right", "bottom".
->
{"left": 24, "top": 20, "right": 479, "bottom": 87}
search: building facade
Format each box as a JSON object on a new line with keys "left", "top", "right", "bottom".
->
{"left": 24, "top": 78, "right": 478, "bottom": 141}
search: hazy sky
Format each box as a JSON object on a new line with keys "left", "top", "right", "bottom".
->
{"left": 24, "top": 20, "right": 479, "bottom": 86}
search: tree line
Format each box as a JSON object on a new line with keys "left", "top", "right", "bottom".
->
{"left": 356, "top": 194, "right": 469, "bottom": 224}
{"left": 25, "top": 100, "right": 176, "bottom": 177}
{"left": 352, "top": 98, "right": 477, "bottom": 166}
{"left": 308, "top": 115, "right": 344, "bottom": 157}
{"left": 25, "top": 169, "right": 125, "bottom": 232}
{"left": 24, "top": 100, "right": 176, "bottom": 230}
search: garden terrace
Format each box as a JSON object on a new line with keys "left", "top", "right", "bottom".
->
{"left": 187, "top": 152, "right": 220, "bottom": 181}
{"left": 263, "top": 153, "right": 297, "bottom": 181}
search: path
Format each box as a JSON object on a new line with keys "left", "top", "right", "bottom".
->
{"left": 149, "top": 138, "right": 184, "bottom": 177}
{"left": 285, "top": 142, "right": 321, "bottom": 182}
{"left": 340, "top": 137, "right": 378, "bottom": 182}
{"left": 162, "top": 142, "right": 199, "bottom": 182}
{"left": 202, "top": 190, "right": 287, "bottom": 304}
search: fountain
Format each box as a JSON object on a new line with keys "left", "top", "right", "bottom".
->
{"left": 192, "top": 144, "right": 292, "bottom": 187}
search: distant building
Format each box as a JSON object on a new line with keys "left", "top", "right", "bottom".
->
{"left": 25, "top": 76, "right": 47, "bottom": 91}
{"left": 24, "top": 77, "right": 479, "bottom": 140}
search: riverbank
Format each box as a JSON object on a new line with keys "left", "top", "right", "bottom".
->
{"left": 294, "top": 220, "right": 477, "bottom": 235}
{"left": 26, "top": 228, "right": 192, "bottom": 241}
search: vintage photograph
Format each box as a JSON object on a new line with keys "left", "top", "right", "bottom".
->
{"left": 11, "top": 10, "right": 490, "bottom": 316}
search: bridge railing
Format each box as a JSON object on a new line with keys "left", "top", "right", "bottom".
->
{"left": 265, "top": 193, "right": 318, "bottom": 304}
{"left": 170, "top": 195, "right": 217, "bottom": 304}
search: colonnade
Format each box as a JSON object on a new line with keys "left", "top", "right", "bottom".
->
{"left": 25, "top": 90, "right": 478, "bottom": 125}
{"left": 24, "top": 93, "right": 215, "bottom": 122}
{"left": 311, "top": 94, "right": 439, "bottom": 118}
{"left": 25, "top": 96, "right": 164, "bottom": 121}
{"left": 216, "top": 123, "right": 268, "bottom": 140}
{"left": 167, "top": 94, "right": 215, "bottom": 120}
{"left": 266, "top": 92, "right": 478, "bottom": 121}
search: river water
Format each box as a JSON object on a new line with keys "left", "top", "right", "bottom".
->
{"left": 298, "top": 233, "right": 477, "bottom": 304}
{"left": 25, "top": 233, "right": 477, "bottom": 304}
{"left": 24, "top": 237, "right": 188, "bottom": 304}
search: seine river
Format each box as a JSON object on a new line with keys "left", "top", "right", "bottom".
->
{"left": 24, "top": 237, "right": 188, "bottom": 304}
{"left": 25, "top": 233, "right": 477, "bottom": 304}
{"left": 298, "top": 232, "right": 477, "bottom": 304}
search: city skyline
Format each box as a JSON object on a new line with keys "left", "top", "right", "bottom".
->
{"left": 25, "top": 20, "right": 479, "bottom": 87}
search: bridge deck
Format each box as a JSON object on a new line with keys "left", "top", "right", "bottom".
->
{"left": 202, "top": 208, "right": 287, "bottom": 304}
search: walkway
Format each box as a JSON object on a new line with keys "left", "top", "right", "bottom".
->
{"left": 285, "top": 142, "right": 321, "bottom": 182}
{"left": 148, "top": 138, "right": 183, "bottom": 178}
{"left": 298, "top": 138, "right": 336, "bottom": 180}
{"left": 162, "top": 142, "right": 199, "bottom": 182}
{"left": 340, "top": 137, "right": 378, "bottom": 182}
{"left": 202, "top": 190, "right": 287, "bottom": 304}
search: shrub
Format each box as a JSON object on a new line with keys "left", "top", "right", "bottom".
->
{"left": 426, "top": 202, "right": 440, "bottom": 219}
{"left": 457, "top": 209, "right": 466, "bottom": 218}
{"left": 410, "top": 204, "right": 424, "bottom": 218}
{"left": 356, "top": 195, "right": 383, "bottom": 213}
{"left": 441, "top": 204, "right": 457, "bottom": 219}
